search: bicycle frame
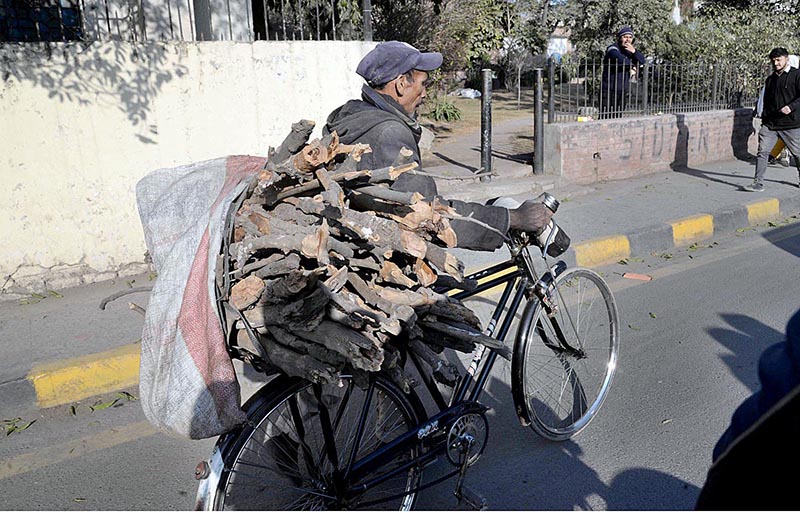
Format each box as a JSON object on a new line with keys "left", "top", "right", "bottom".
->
{"left": 335, "top": 242, "right": 553, "bottom": 507}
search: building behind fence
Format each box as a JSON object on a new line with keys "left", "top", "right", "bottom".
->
{"left": 0, "top": 0, "right": 370, "bottom": 42}
{"left": 546, "top": 57, "right": 768, "bottom": 123}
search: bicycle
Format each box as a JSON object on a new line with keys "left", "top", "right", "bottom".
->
{"left": 194, "top": 199, "right": 620, "bottom": 510}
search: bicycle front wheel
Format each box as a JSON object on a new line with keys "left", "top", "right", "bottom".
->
{"left": 511, "top": 267, "right": 619, "bottom": 441}
{"left": 212, "top": 374, "right": 425, "bottom": 510}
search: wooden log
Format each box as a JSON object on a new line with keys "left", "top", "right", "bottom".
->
{"left": 334, "top": 208, "right": 428, "bottom": 260}
{"left": 251, "top": 253, "right": 302, "bottom": 279}
{"left": 230, "top": 275, "right": 265, "bottom": 310}
{"left": 414, "top": 258, "right": 437, "bottom": 287}
{"left": 419, "top": 318, "right": 511, "bottom": 360}
{"left": 408, "top": 338, "right": 460, "bottom": 386}
{"left": 259, "top": 269, "right": 321, "bottom": 304}
{"left": 425, "top": 300, "right": 482, "bottom": 329}
{"left": 266, "top": 325, "right": 347, "bottom": 368}
{"left": 424, "top": 242, "right": 464, "bottom": 282}
{"left": 243, "top": 286, "right": 329, "bottom": 332}
{"left": 374, "top": 286, "right": 449, "bottom": 307}
{"left": 293, "top": 320, "right": 383, "bottom": 372}
{"left": 379, "top": 260, "right": 417, "bottom": 288}
{"left": 275, "top": 162, "right": 418, "bottom": 202}
{"left": 272, "top": 119, "right": 316, "bottom": 163}
{"left": 381, "top": 344, "right": 414, "bottom": 394}
{"left": 350, "top": 185, "right": 423, "bottom": 206}
{"left": 346, "top": 272, "right": 416, "bottom": 327}
{"left": 301, "top": 220, "right": 331, "bottom": 265}
{"left": 259, "top": 335, "right": 341, "bottom": 385}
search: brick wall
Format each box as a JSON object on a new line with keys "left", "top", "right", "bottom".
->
{"left": 544, "top": 109, "right": 758, "bottom": 184}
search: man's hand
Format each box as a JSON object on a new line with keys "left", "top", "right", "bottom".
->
{"left": 622, "top": 41, "right": 636, "bottom": 54}
{"left": 781, "top": 105, "right": 792, "bottom": 115}
{"left": 508, "top": 200, "right": 553, "bottom": 234}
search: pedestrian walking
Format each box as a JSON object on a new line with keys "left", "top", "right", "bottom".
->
{"left": 600, "top": 26, "right": 645, "bottom": 119}
{"left": 743, "top": 47, "right": 800, "bottom": 192}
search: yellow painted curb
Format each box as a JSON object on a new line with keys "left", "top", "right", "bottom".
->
{"left": 671, "top": 214, "right": 713, "bottom": 246}
{"left": 746, "top": 198, "right": 780, "bottom": 225}
{"left": 574, "top": 235, "right": 631, "bottom": 267}
{"left": 28, "top": 343, "right": 140, "bottom": 408}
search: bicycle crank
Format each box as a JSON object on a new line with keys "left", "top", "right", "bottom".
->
{"left": 445, "top": 412, "right": 489, "bottom": 467}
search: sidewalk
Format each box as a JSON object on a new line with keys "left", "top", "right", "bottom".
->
{"left": 3, "top": 117, "right": 800, "bottom": 415}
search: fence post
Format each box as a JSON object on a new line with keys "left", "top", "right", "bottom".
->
{"left": 712, "top": 64, "right": 719, "bottom": 109}
{"left": 362, "top": 0, "right": 372, "bottom": 41}
{"left": 534, "top": 68, "right": 544, "bottom": 176}
{"left": 548, "top": 57, "right": 555, "bottom": 124}
{"left": 480, "top": 69, "right": 492, "bottom": 182}
{"left": 641, "top": 62, "right": 649, "bottom": 115}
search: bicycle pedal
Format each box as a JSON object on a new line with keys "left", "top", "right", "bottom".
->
{"left": 455, "top": 485, "right": 488, "bottom": 511}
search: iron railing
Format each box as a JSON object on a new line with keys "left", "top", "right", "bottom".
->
{"left": 545, "top": 57, "right": 769, "bottom": 122}
{"left": 0, "top": 0, "right": 369, "bottom": 42}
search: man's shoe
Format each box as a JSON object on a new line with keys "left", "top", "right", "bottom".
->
{"left": 742, "top": 181, "right": 765, "bottom": 192}
{"left": 769, "top": 155, "right": 780, "bottom": 167}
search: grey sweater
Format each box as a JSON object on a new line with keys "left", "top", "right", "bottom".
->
{"left": 324, "top": 85, "right": 510, "bottom": 251}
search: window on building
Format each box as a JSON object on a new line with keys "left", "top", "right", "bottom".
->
{"left": 0, "top": 0, "right": 83, "bottom": 41}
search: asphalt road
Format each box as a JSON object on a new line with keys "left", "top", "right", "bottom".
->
{"left": 1, "top": 219, "right": 799, "bottom": 510}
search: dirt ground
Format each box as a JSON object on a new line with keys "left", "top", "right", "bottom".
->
{"left": 419, "top": 88, "right": 536, "bottom": 167}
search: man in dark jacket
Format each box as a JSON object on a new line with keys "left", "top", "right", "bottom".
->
{"left": 325, "top": 41, "right": 552, "bottom": 252}
{"left": 600, "top": 26, "right": 645, "bottom": 119}
{"left": 743, "top": 47, "right": 800, "bottom": 192}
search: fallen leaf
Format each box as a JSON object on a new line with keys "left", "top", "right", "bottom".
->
{"left": 662, "top": 419, "right": 673, "bottom": 425}
{"left": 117, "top": 391, "right": 138, "bottom": 402}
{"left": 16, "top": 420, "right": 35, "bottom": 432}
{"left": 628, "top": 324, "right": 641, "bottom": 331}
{"left": 73, "top": 498, "right": 87, "bottom": 503}
{"left": 618, "top": 258, "right": 629, "bottom": 265}
{"left": 90, "top": 399, "right": 119, "bottom": 411}
{"left": 47, "top": 290, "right": 63, "bottom": 298}
{"left": 70, "top": 405, "right": 77, "bottom": 416}
{"left": 649, "top": 312, "right": 657, "bottom": 319}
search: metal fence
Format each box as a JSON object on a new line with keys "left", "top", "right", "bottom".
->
{"left": 0, "top": 0, "right": 369, "bottom": 42}
{"left": 545, "top": 58, "right": 769, "bottom": 122}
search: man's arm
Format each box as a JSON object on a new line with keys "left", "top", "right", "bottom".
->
{"left": 786, "top": 71, "right": 800, "bottom": 114}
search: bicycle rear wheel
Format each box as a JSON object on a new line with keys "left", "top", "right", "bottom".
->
{"left": 211, "top": 374, "right": 425, "bottom": 510}
{"left": 511, "top": 267, "right": 619, "bottom": 441}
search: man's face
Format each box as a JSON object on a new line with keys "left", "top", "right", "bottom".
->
{"left": 620, "top": 34, "right": 633, "bottom": 46}
{"left": 772, "top": 55, "right": 789, "bottom": 73}
{"left": 398, "top": 70, "right": 429, "bottom": 115}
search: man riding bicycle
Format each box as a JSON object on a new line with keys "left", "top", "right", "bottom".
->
{"left": 324, "top": 40, "right": 553, "bottom": 250}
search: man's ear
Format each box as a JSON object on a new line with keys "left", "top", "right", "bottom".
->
{"left": 394, "top": 74, "right": 407, "bottom": 97}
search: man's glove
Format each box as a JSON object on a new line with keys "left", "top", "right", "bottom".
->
{"left": 508, "top": 200, "right": 553, "bottom": 234}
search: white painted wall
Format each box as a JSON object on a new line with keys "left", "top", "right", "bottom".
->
{"left": 0, "top": 40, "right": 376, "bottom": 296}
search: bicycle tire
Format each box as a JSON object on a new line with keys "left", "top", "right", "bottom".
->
{"left": 511, "top": 267, "right": 619, "bottom": 441}
{"left": 209, "top": 373, "right": 426, "bottom": 510}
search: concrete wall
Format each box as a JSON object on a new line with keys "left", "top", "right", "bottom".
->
{"left": 0, "top": 40, "right": 376, "bottom": 297}
{"left": 544, "top": 109, "right": 757, "bottom": 184}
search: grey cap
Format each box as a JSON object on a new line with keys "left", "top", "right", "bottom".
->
{"left": 357, "top": 41, "right": 443, "bottom": 87}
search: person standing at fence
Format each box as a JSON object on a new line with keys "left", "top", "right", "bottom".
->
{"left": 600, "top": 26, "right": 645, "bottom": 119}
{"left": 744, "top": 47, "right": 800, "bottom": 192}
{"left": 323, "top": 41, "right": 553, "bottom": 250}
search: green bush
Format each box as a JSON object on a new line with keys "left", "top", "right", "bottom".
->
{"left": 427, "top": 97, "right": 463, "bottom": 122}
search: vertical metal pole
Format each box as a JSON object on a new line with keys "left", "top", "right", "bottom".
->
{"left": 547, "top": 57, "right": 555, "bottom": 124}
{"left": 362, "top": 0, "right": 372, "bottom": 41}
{"left": 642, "top": 62, "right": 649, "bottom": 115}
{"left": 534, "top": 68, "right": 544, "bottom": 175}
{"left": 480, "top": 69, "right": 493, "bottom": 182}
{"left": 712, "top": 64, "right": 719, "bottom": 109}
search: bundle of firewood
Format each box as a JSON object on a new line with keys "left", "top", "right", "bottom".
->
{"left": 221, "top": 120, "right": 508, "bottom": 391}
